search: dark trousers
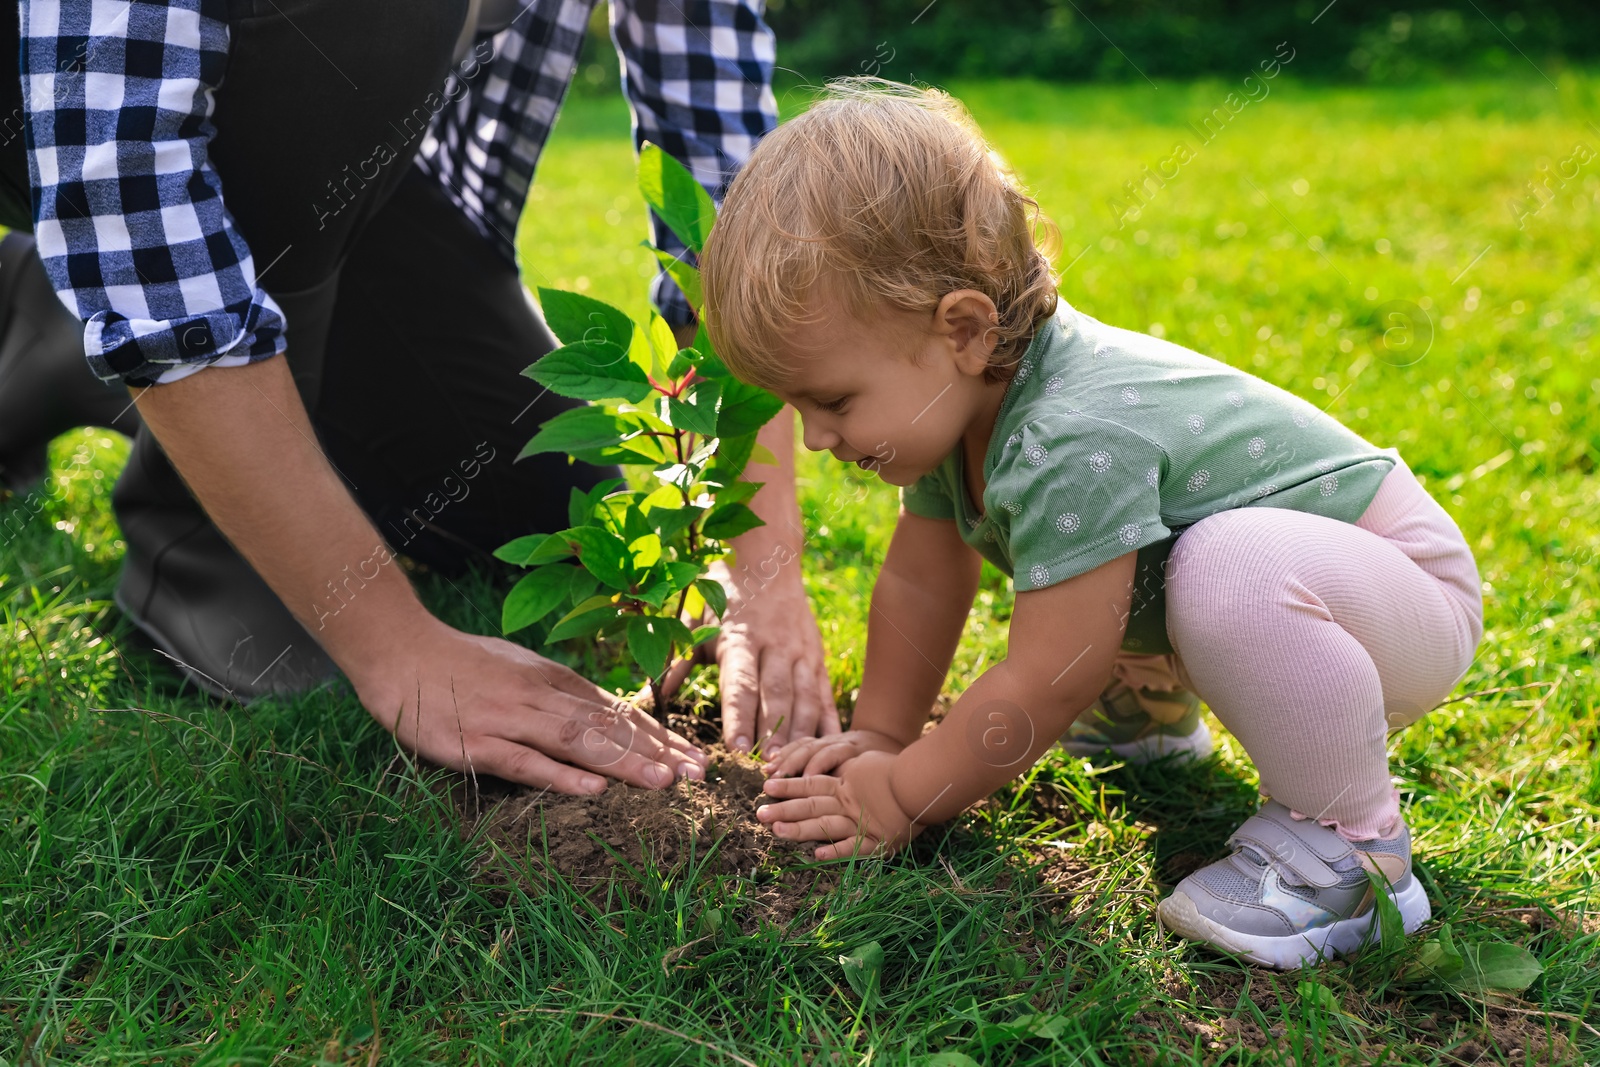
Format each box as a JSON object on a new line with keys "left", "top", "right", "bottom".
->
{"left": 315, "top": 166, "right": 620, "bottom": 575}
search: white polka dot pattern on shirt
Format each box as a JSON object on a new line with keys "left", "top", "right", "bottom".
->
{"left": 1029, "top": 563, "right": 1050, "bottom": 585}
{"left": 1118, "top": 522, "right": 1143, "bottom": 545}
{"left": 1093, "top": 342, "right": 1112, "bottom": 358}
{"left": 984, "top": 529, "right": 997, "bottom": 542}
{"left": 1007, "top": 431, "right": 1022, "bottom": 447}
{"left": 1121, "top": 386, "right": 1140, "bottom": 405}
{"left": 1146, "top": 466, "right": 1160, "bottom": 487}
{"left": 1315, "top": 458, "right": 1334, "bottom": 472}
{"left": 1319, "top": 473, "right": 1339, "bottom": 496}
{"left": 1088, "top": 450, "right": 1112, "bottom": 473}
{"left": 1187, "top": 414, "right": 1206, "bottom": 434}
{"left": 1016, "top": 360, "right": 1033, "bottom": 381}
{"left": 1227, "top": 390, "right": 1244, "bottom": 408}
{"left": 1055, "top": 512, "right": 1080, "bottom": 533}
{"left": 1000, "top": 500, "right": 1021, "bottom": 516}
{"left": 1186, "top": 469, "right": 1210, "bottom": 492}
{"left": 1256, "top": 483, "right": 1279, "bottom": 498}
{"left": 1247, "top": 436, "right": 1266, "bottom": 458}
{"left": 1025, "top": 444, "right": 1048, "bottom": 466}
{"left": 1292, "top": 410, "right": 1310, "bottom": 428}
{"left": 966, "top": 516, "right": 980, "bottom": 529}
{"left": 1044, "top": 375, "right": 1064, "bottom": 395}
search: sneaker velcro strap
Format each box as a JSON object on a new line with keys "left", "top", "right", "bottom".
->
{"left": 1226, "top": 802, "right": 1355, "bottom": 889}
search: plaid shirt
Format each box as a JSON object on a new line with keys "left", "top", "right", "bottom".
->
{"left": 20, "top": 0, "right": 777, "bottom": 387}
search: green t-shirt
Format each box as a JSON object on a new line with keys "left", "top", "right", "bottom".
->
{"left": 899, "top": 301, "right": 1398, "bottom": 654}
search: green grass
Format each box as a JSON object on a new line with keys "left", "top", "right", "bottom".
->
{"left": 4, "top": 73, "right": 1598, "bottom": 1063}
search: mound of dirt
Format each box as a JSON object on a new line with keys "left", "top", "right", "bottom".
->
{"left": 456, "top": 708, "right": 843, "bottom": 928}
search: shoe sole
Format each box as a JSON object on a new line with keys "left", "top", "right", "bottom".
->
{"left": 1061, "top": 720, "right": 1214, "bottom": 763}
{"left": 1156, "top": 873, "right": 1432, "bottom": 969}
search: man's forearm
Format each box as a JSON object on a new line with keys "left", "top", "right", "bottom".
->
{"left": 129, "top": 356, "right": 429, "bottom": 682}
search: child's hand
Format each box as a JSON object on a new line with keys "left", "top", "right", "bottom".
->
{"left": 760, "top": 728, "right": 906, "bottom": 779}
{"left": 756, "top": 751, "right": 924, "bottom": 860}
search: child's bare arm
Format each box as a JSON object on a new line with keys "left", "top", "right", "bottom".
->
{"left": 760, "top": 551, "right": 1137, "bottom": 857}
{"left": 763, "top": 507, "right": 980, "bottom": 777}
{"left": 887, "top": 552, "right": 1135, "bottom": 826}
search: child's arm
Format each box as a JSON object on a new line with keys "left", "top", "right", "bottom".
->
{"left": 759, "top": 551, "right": 1136, "bottom": 857}
{"left": 762, "top": 507, "right": 981, "bottom": 777}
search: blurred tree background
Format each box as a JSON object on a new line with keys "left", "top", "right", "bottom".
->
{"left": 574, "top": 0, "right": 1592, "bottom": 88}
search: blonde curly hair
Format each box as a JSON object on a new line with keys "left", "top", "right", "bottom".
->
{"left": 701, "top": 77, "right": 1060, "bottom": 390}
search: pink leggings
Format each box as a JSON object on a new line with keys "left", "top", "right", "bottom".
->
{"left": 1154, "top": 458, "right": 1483, "bottom": 840}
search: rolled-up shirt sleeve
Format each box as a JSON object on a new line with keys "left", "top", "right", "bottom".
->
{"left": 609, "top": 0, "right": 777, "bottom": 327}
{"left": 22, "top": 0, "right": 285, "bottom": 387}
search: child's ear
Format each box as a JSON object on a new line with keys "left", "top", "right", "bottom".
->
{"left": 934, "top": 290, "right": 1000, "bottom": 375}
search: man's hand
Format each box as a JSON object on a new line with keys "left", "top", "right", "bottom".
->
{"left": 351, "top": 615, "right": 707, "bottom": 794}
{"left": 130, "top": 356, "right": 708, "bottom": 795}
{"left": 756, "top": 751, "right": 924, "bottom": 860}
{"left": 760, "top": 728, "right": 905, "bottom": 779}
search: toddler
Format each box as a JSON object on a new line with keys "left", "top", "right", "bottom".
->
{"left": 699, "top": 79, "right": 1483, "bottom": 969}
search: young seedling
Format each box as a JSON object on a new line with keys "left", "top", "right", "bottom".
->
{"left": 494, "top": 145, "right": 783, "bottom": 723}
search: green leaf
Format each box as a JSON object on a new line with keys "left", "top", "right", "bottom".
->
{"left": 711, "top": 479, "right": 763, "bottom": 507}
{"left": 626, "top": 615, "right": 673, "bottom": 679}
{"left": 621, "top": 505, "right": 655, "bottom": 548}
{"left": 517, "top": 407, "right": 642, "bottom": 461}
{"left": 493, "top": 533, "right": 568, "bottom": 567}
{"left": 664, "top": 560, "right": 703, "bottom": 593}
{"left": 523, "top": 341, "right": 653, "bottom": 403}
{"left": 647, "top": 312, "right": 679, "bottom": 373}
{"left": 1297, "top": 980, "right": 1341, "bottom": 1015}
{"left": 838, "top": 940, "right": 883, "bottom": 1008}
{"left": 691, "top": 321, "right": 727, "bottom": 376}
{"left": 666, "top": 347, "right": 699, "bottom": 378}
{"left": 1367, "top": 869, "right": 1407, "bottom": 954}
{"left": 701, "top": 501, "right": 765, "bottom": 541}
{"left": 502, "top": 565, "right": 577, "bottom": 634}
{"left": 632, "top": 570, "right": 678, "bottom": 609}
{"left": 1456, "top": 943, "right": 1544, "bottom": 994}
{"left": 568, "top": 527, "right": 634, "bottom": 591}
{"left": 716, "top": 379, "right": 784, "bottom": 438}
{"left": 568, "top": 478, "right": 626, "bottom": 529}
{"left": 705, "top": 431, "right": 756, "bottom": 486}
{"left": 546, "top": 601, "right": 622, "bottom": 643}
{"left": 565, "top": 570, "right": 600, "bottom": 609}
{"left": 638, "top": 142, "right": 718, "bottom": 255}
{"left": 651, "top": 247, "right": 703, "bottom": 310}
{"left": 627, "top": 316, "right": 661, "bottom": 381}
{"left": 689, "top": 625, "right": 719, "bottom": 649}
{"left": 1004, "top": 1013, "right": 1068, "bottom": 1040}
{"left": 913, "top": 1055, "right": 980, "bottom": 1067}
{"left": 668, "top": 377, "right": 722, "bottom": 437}
{"left": 537, "top": 288, "right": 635, "bottom": 350}
{"left": 685, "top": 435, "right": 719, "bottom": 471}
{"left": 650, "top": 502, "right": 706, "bottom": 542}
{"left": 567, "top": 488, "right": 592, "bottom": 529}
{"left": 628, "top": 532, "right": 662, "bottom": 570}
{"left": 694, "top": 578, "right": 727, "bottom": 618}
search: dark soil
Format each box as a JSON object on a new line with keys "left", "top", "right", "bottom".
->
{"left": 454, "top": 706, "right": 843, "bottom": 927}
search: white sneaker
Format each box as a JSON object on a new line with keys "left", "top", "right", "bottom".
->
{"left": 1060, "top": 681, "right": 1213, "bottom": 763}
{"left": 1156, "top": 800, "right": 1430, "bottom": 969}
